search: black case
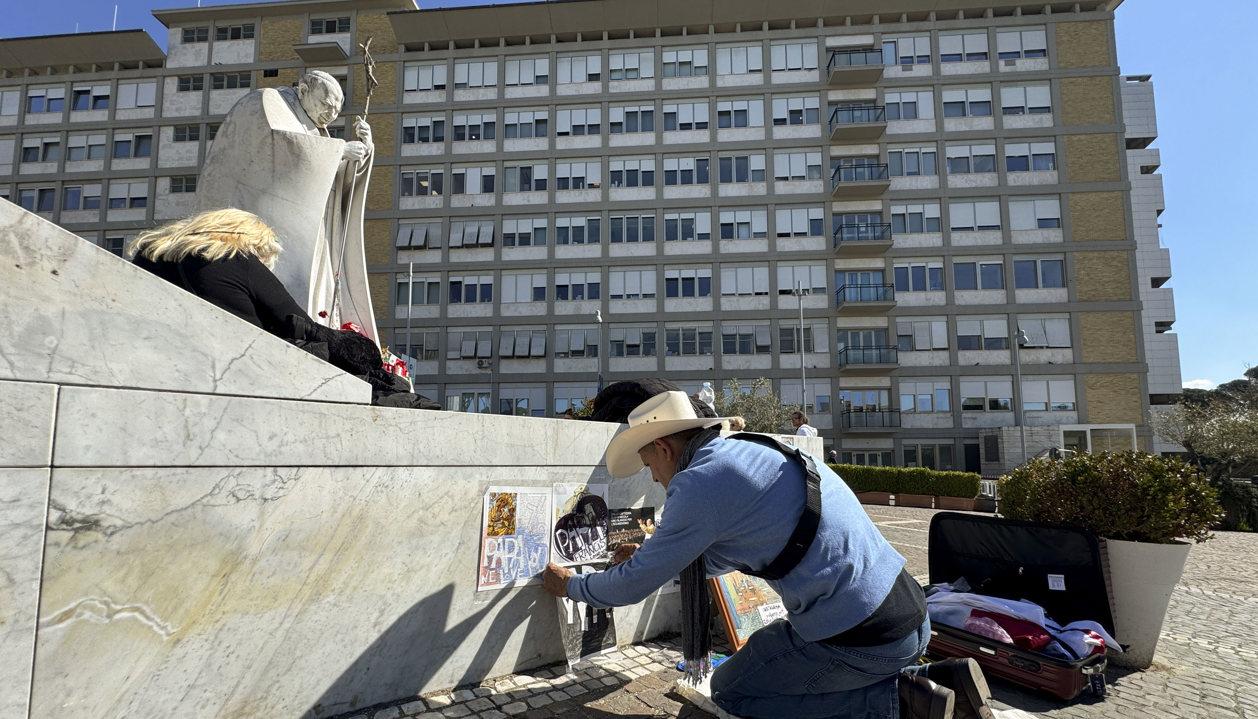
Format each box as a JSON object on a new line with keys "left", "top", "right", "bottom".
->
{"left": 924, "top": 512, "right": 1114, "bottom": 700}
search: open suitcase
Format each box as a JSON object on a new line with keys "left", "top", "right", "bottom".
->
{"left": 924, "top": 512, "right": 1115, "bottom": 701}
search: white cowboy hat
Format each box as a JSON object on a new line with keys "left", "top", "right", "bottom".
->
{"left": 605, "top": 391, "right": 731, "bottom": 478}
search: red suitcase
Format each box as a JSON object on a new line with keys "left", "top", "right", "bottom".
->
{"left": 924, "top": 512, "right": 1114, "bottom": 701}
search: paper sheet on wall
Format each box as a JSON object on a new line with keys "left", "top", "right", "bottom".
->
{"left": 477, "top": 486, "right": 551, "bottom": 591}
{"left": 551, "top": 483, "right": 610, "bottom": 567}
{"left": 555, "top": 566, "right": 618, "bottom": 670}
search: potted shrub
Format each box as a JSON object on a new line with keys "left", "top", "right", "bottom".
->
{"left": 895, "top": 468, "right": 936, "bottom": 509}
{"left": 832, "top": 464, "right": 895, "bottom": 505}
{"left": 934, "top": 471, "right": 982, "bottom": 512}
{"left": 999, "top": 452, "right": 1222, "bottom": 669}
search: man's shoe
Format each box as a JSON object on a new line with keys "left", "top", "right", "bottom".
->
{"left": 921, "top": 658, "right": 995, "bottom": 719}
{"left": 899, "top": 674, "right": 955, "bottom": 719}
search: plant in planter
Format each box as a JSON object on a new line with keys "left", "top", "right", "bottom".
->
{"left": 999, "top": 452, "right": 1222, "bottom": 669}
{"left": 830, "top": 465, "right": 981, "bottom": 509}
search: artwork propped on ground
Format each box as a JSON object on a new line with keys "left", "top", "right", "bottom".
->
{"left": 710, "top": 571, "right": 788, "bottom": 651}
{"left": 555, "top": 566, "right": 618, "bottom": 671}
{"left": 607, "top": 507, "right": 655, "bottom": 558}
{"left": 551, "top": 483, "right": 610, "bottom": 567}
{"left": 477, "top": 487, "right": 551, "bottom": 591}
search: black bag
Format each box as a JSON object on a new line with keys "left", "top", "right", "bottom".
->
{"left": 925, "top": 512, "right": 1114, "bottom": 701}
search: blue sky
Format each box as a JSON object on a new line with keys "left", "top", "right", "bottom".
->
{"left": 7, "top": 0, "right": 1254, "bottom": 388}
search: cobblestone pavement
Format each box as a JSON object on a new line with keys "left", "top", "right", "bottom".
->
{"left": 338, "top": 507, "right": 1258, "bottom": 719}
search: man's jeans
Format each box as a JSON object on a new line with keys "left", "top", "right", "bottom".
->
{"left": 710, "top": 616, "right": 931, "bottom": 719}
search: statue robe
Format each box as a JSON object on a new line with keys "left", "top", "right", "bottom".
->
{"left": 196, "top": 86, "right": 378, "bottom": 342}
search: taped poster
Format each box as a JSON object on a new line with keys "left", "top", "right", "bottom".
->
{"left": 551, "top": 483, "right": 610, "bottom": 567}
{"left": 607, "top": 506, "right": 655, "bottom": 558}
{"left": 555, "top": 566, "right": 618, "bottom": 670}
{"left": 477, "top": 487, "right": 551, "bottom": 591}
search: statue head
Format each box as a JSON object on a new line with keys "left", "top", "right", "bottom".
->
{"left": 297, "top": 70, "right": 344, "bottom": 129}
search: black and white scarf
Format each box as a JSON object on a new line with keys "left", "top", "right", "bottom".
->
{"left": 677, "top": 427, "right": 722, "bottom": 684}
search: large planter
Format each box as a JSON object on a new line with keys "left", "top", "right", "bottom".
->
{"left": 973, "top": 498, "right": 998, "bottom": 514}
{"left": 1104, "top": 538, "right": 1191, "bottom": 669}
{"left": 896, "top": 493, "right": 934, "bottom": 509}
{"left": 936, "top": 496, "right": 976, "bottom": 511}
{"left": 855, "top": 491, "right": 893, "bottom": 506}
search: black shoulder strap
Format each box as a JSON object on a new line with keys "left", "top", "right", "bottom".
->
{"left": 726, "top": 432, "right": 823, "bottom": 581}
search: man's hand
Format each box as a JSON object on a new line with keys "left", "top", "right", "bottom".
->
{"left": 542, "top": 562, "right": 574, "bottom": 598}
{"left": 611, "top": 543, "right": 640, "bottom": 566}
{"left": 354, "top": 117, "right": 373, "bottom": 149}
{"left": 342, "top": 140, "right": 370, "bottom": 163}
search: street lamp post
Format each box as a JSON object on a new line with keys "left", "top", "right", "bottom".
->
{"left": 792, "top": 282, "right": 809, "bottom": 413}
{"left": 1011, "top": 327, "right": 1030, "bottom": 465}
{"left": 594, "top": 309, "right": 605, "bottom": 392}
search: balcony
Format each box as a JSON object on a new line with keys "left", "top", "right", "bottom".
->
{"left": 829, "top": 105, "right": 887, "bottom": 142}
{"left": 836, "top": 346, "right": 899, "bottom": 374}
{"left": 833, "top": 223, "right": 892, "bottom": 257}
{"left": 831, "top": 163, "right": 890, "bottom": 199}
{"left": 827, "top": 49, "right": 885, "bottom": 86}
{"left": 834, "top": 283, "right": 895, "bottom": 314}
{"left": 840, "top": 409, "right": 901, "bottom": 431}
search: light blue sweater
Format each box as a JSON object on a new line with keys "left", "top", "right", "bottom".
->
{"left": 566, "top": 436, "right": 906, "bottom": 641}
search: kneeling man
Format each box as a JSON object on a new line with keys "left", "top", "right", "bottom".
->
{"left": 542, "top": 388, "right": 933, "bottom": 718}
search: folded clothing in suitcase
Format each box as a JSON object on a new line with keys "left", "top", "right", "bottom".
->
{"left": 924, "top": 512, "right": 1118, "bottom": 701}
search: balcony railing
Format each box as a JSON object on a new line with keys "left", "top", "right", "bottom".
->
{"left": 841, "top": 409, "right": 902, "bottom": 429}
{"left": 831, "top": 163, "right": 889, "bottom": 185}
{"left": 836, "top": 345, "right": 899, "bottom": 367}
{"left": 828, "top": 48, "right": 886, "bottom": 71}
{"left": 829, "top": 105, "right": 886, "bottom": 127}
{"left": 833, "top": 223, "right": 892, "bottom": 247}
{"left": 835, "top": 283, "right": 895, "bottom": 307}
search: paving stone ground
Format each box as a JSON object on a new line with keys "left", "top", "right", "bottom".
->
{"left": 336, "top": 507, "right": 1258, "bottom": 719}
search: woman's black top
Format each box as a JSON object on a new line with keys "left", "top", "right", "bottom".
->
{"left": 134, "top": 253, "right": 311, "bottom": 338}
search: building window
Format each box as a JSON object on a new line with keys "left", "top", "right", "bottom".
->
{"left": 402, "top": 115, "right": 445, "bottom": 144}
{"left": 777, "top": 264, "right": 826, "bottom": 295}
{"left": 214, "top": 23, "right": 255, "bottom": 41}
{"left": 554, "top": 383, "right": 598, "bottom": 414}
{"left": 182, "top": 26, "right": 209, "bottom": 43}
{"left": 719, "top": 209, "right": 767, "bottom": 240}
{"left": 71, "top": 85, "right": 110, "bottom": 111}
{"left": 448, "top": 387, "right": 493, "bottom": 414}
{"left": 899, "top": 380, "right": 951, "bottom": 414}
{"left": 996, "top": 28, "right": 1048, "bottom": 60}
{"left": 771, "top": 95, "right": 820, "bottom": 125}
{"left": 609, "top": 104, "right": 654, "bottom": 134}
{"left": 211, "top": 72, "right": 252, "bottom": 91}
{"left": 107, "top": 180, "right": 148, "bottom": 209}
{"left": 394, "top": 276, "right": 442, "bottom": 306}
{"left": 554, "top": 271, "right": 601, "bottom": 301}
{"left": 665, "top": 326, "right": 714, "bottom": 356}
{"left": 663, "top": 101, "right": 710, "bottom": 131}
{"left": 448, "top": 274, "right": 494, "bottom": 304}
{"left": 888, "top": 146, "right": 937, "bottom": 177}
{"left": 609, "top": 269, "right": 657, "bottom": 299}
{"left": 1005, "top": 141, "right": 1056, "bottom": 172}
{"left": 1013, "top": 257, "right": 1066, "bottom": 289}
{"left": 18, "top": 187, "right": 56, "bottom": 212}
{"left": 502, "top": 217, "right": 548, "bottom": 247}
{"left": 883, "top": 35, "right": 930, "bottom": 65}
{"left": 664, "top": 211, "right": 712, "bottom": 242}
{"left": 554, "top": 327, "right": 600, "bottom": 358}
{"left": 498, "top": 385, "right": 547, "bottom": 416}
{"left": 841, "top": 451, "right": 895, "bottom": 467}
{"left": 21, "top": 138, "right": 60, "bottom": 163}
{"left": 609, "top": 214, "right": 655, "bottom": 243}
{"left": 555, "top": 161, "right": 600, "bottom": 190}
{"left": 903, "top": 443, "right": 956, "bottom": 470}
{"left": 957, "top": 317, "right": 1009, "bottom": 350}
{"left": 112, "top": 132, "right": 153, "bottom": 159}
{"left": 556, "top": 107, "right": 601, "bottom": 136}
{"left": 948, "top": 200, "right": 1001, "bottom": 231}
{"left": 715, "top": 44, "right": 763, "bottom": 75}
{"left": 609, "top": 50, "right": 654, "bottom": 80}
{"left": 720, "top": 265, "right": 770, "bottom": 296}
{"left": 207, "top": 123, "right": 221, "bottom": 140}
{"left": 555, "top": 216, "right": 602, "bottom": 244}
{"left": 961, "top": 378, "right": 1014, "bottom": 412}
{"left": 772, "top": 151, "right": 822, "bottom": 181}
{"left": 770, "top": 41, "right": 819, "bottom": 71}
{"left": 610, "top": 326, "right": 657, "bottom": 357}
{"left": 953, "top": 259, "right": 1005, "bottom": 291}
{"left": 0, "top": 90, "right": 20, "bottom": 117}
{"left": 1001, "top": 84, "right": 1052, "bottom": 115}
{"left": 503, "top": 110, "right": 547, "bottom": 139}
{"left": 1022, "top": 378, "right": 1077, "bottom": 411}
{"left": 945, "top": 144, "right": 996, "bottom": 174}
{"left": 1017, "top": 316, "right": 1071, "bottom": 348}
{"left": 779, "top": 324, "right": 819, "bottom": 354}
{"left": 104, "top": 236, "right": 126, "bottom": 256}
{"left": 170, "top": 176, "right": 198, "bottom": 193}
{"left": 177, "top": 75, "right": 205, "bottom": 92}
{"left": 840, "top": 389, "right": 890, "bottom": 413}
{"left": 446, "top": 330, "right": 493, "bottom": 360}
{"left": 451, "top": 166, "right": 495, "bottom": 194}
{"left": 398, "top": 330, "right": 441, "bottom": 362}
{"left": 664, "top": 268, "right": 712, "bottom": 298}
{"left": 893, "top": 262, "right": 944, "bottom": 292}
{"left": 262, "top": 68, "right": 279, "bottom": 78}
{"left": 454, "top": 60, "right": 498, "bottom": 89}
{"left": 775, "top": 207, "right": 824, "bottom": 237}
{"left": 718, "top": 154, "right": 766, "bottom": 183}
{"left": 884, "top": 90, "right": 933, "bottom": 120}
{"left": 116, "top": 82, "right": 156, "bottom": 109}
{"left": 61, "top": 184, "right": 101, "bottom": 211}
{"left": 939, "top": 31, "right": 989, "bottom": 62}
{"left": 716, "top": 99, "right": 765, "bottom": 128}
{"left": 662, "top": 156, "right": 710, "bottom": 185}
{"left": 310, "top": 17, "right": 350, "bottom": 35}
{"left": 498, "top": 331, "right": 547, "bottom": 360}
{"left": 891, "top": 202, "right": 941, "bottom": 234}
{"left": 65, "top": 134, "right": 107, "bottom": 161}
{"left": 942, "top": 87, "right": 993, "bottom": 118}
{"left": 663, "top": 48, "right": 707, "bottom": 77}
{"left": 503, "top": 163, "right": 548, "bottom": 193}
{"left": 403, "top": 63, "right": 448, "bottom": 91}
{"left": 452, "top": 112, "right": 496, "bottom": 141}
{"left": 172, "top": 124, "right": 201, "bottom": 142}
{"left": 400, "top": 168, "right": 444, "bottom": 197}
{"left": 504, "top": 57, "right": 549, "bottom": 86}
{"left": 608, "top": 157, "right": 654, "bottom": 188}
{"left": 896, "top": 319, "right": 948, "bottom": 352}
{"left": 448, "top": 220, "right": 495, "bottom": 248}
{"left": 721, "top": 323, "right": 772, "bottom": 355}
{"left": 396, "top": 221, "right": 443, "bottom": 249}
{"left": 26, "top": 88, "right": 65, "bottom": 114}
{"left": 556, "top": 54, "right": 601, "bottom": 83}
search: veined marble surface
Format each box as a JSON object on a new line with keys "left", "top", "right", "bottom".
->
{"left": 0, "top": 203, "right": 369, "bottom": 405}
{"left": 0, "top": 380, "right": 56, "bottom": 467}
{"left": 0, "top": 468, "right": 49, "bottom": 719}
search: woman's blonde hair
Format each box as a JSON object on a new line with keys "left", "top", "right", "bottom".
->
{"left": 126, "top": 208, "right": 282, "bottom": 269}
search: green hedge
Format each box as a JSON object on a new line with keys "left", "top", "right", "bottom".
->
{"left": 828, "top": 464, "right": 981, "bottom": 499}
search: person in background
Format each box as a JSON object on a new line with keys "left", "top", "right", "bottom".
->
{"left": 828, "top": 449, "right": 839, "bottom": 464}
{"left": 792, "top": 410, "right": 819, "bottom": 438}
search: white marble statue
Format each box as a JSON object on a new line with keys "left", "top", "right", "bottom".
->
{"left": 196, "top": 70, "right": 378, "bottom": 341}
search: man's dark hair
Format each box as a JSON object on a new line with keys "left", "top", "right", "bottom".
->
{"left": 588, "top": 379, "right": 716, "bottom": 423}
